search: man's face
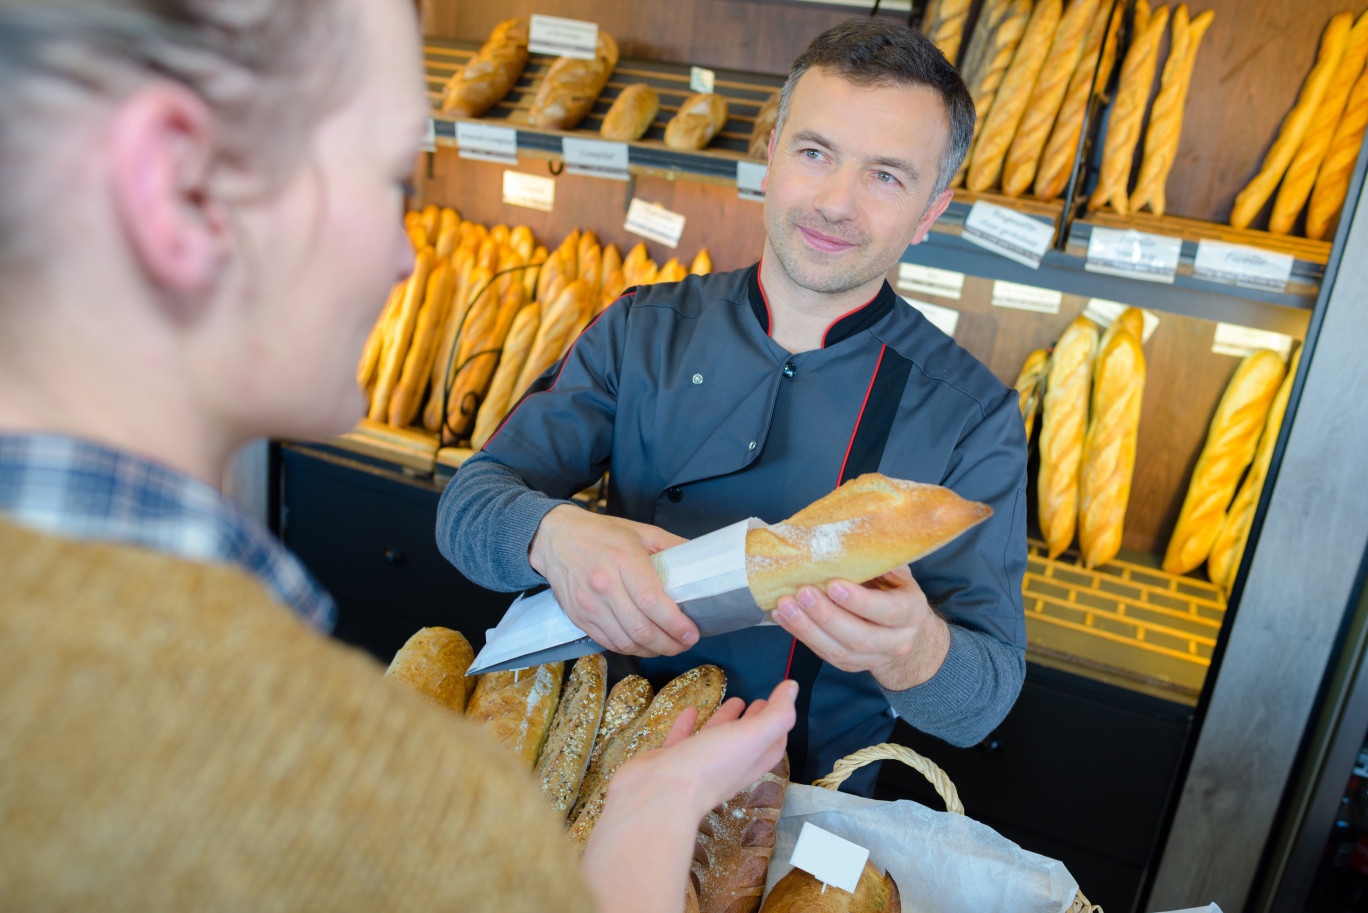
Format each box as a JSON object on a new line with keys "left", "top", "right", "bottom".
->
{"left": 762, "top": 67, "right": 952, "bottom": 297}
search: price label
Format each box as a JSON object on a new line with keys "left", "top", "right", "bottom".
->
{"left": 502, "top": 170, "right": 555, "bottom": 212}
{"left": 625, "top": 197, "right": 686, "bottom": 248}
{"left": 1193, "top": 240, "right": 1294, "bottom": 291}
{"left": 457, "top": 122, "right": 518, "bottom": 164}
{"left": 528, "top": 14, "right": 599, "bottom": 59}
{"left": 420, "top": 117, "right": 437, "bottom": 153}
{"left": 897, "top": 263, "right": 965, "bottom": 300}
{"left": 962, "top": 201, "right": 1054, "bottom": 269}
{"left": 991, "top": 280, "right": 1062, "bottom": 314}
{"left": 789, "top": 823, "right": 869, "bottom": 895}
{"left": 690, "top": 66, "right": 716, "bottom": 94}
{"left": 1082, "top": 299, "right": 1160, "bottom": 343}
{"left": 906, "top": 299, "right": 961, "bottom": 337}
{"left": 736, "top": 161, "right": 767, "bottom": 201}
{"left": 1085, "top": 226, "right": 1181, "bottom": 283}
{"left": 562, "top": 137, "right": 630, "bottom": 181}
{"left": 1211, "top": 323, "right": 1294, "bottom": 359}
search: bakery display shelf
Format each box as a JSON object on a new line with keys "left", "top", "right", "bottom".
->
{"left": 1022, "top": 538, "right": 1226, "bottom": 704}
{"left": 1079, "top": 208, "right": 1333, "bottom": 268}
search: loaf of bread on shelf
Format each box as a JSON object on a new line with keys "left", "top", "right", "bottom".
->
{"left": 357, "top": 280, "right": 405, "bottom": 395}
{"left": 535, "top": 654, "right": 606, "bottom": 819}
{"left": 465, "top": 662, "right": 565, "bottom": 769}
{"left": 691, "top": 248, "right": 713, "bottom": 275}
{"left": 1014, "top": 348, "right": 1049, "bottom": 445}
{"left": 600, "top": 83, "right": 659, "bottom": 141}
{"left": 1307, "top": 63, "right": 1368, "bottom": 239}
{"left": 443, "top": 280, "right": 528, "bottom": 442}
{"left": 922, "top": 0, "right": 971, "bottom": 64}
{"left": 656, "top": 258, "right": 689, "bottom": 284}
{"left": 955, "top": 0, "right": 1035, "bottom": 188}
{"left": 389, "top": 259, "right": 456, "bottom": 427}
{"left": 588, "top": 675, "right": 653, "bottom": 767}
{"left": 469, "top": 301, "right": 541, "bottom": 450}
{"left": 749, "top": 93, "right": 780, "bottom": 160}
{"left": 743, "top": 473, "right": 992, "bottom": 612}
{"left": 665, "top": 92, "right": 730, "bottom": 150}
{"left": 513, "top": 278, "right": 595, "bottom": 397}
{"left": 529, "top": 32, "right": 620, "bottom": 130}
{"left": 440, "top": 18, "right": 530, "bottom": 117}
{"left": 1037, "top": 315, "right": 1099, "bottom": 558}
{"left": 1230, "top": 13, "right": 1353, "bottom": 229}
{"left": 758, "top": 860, "right": 900, "bottom": 913}
{"left": 369, "top": 247, "right": 434, "bottom": 423}
{"left": 691, "top": 754, "right": 789, "bottom": 913}
{"left": 383, "top": 627, "right": 475, "bottom": 714}
{"left": 1163, "top": 349, "right": 1287, "bottom": 575}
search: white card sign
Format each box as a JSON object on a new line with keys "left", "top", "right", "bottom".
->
{"left": 991, "top": 280, "right": 1062, "bottom": 314}
{"left": 897, "top": 263, "right": 965, "bottom": 300}
{"left": 1082, "top": 299, "right": 1160, "bottom": 343}
{"left": 528, "top": 14, "right": 598, "bottom": 59}
{"left": 789, "top": 823, "right": 869, "bottom": 894}
{"left": 562, "top": 137, "right": 630, "bottom": 180}
{"left": 502, "top": 170, "right": 556, "bottom": 212}
{"left": 963, "top": 201, "right": 1054, "bottom": 269}
{"left": 736, "top": 161, "right": 767, "bottom": 201}
{"left": 625, "top": 198, "right": 686, "bottom": 248}
{"left": 1193, "top": 240, "right": 1294, "bottom": 291}
{"left": 457, "top": 121, "right": 518, "bottom": 164}
{"left": 420, "top": 117, "right": 437, "bottom": 153}
{"left": 1211, "top": 323, "right": 1295, "bottom": 359}
{"left": 1085, "top": 226, "right": 1181, "bottom": 283}
{"left": 906, "top": 299, "right": 961, "bottom": 337}
{"left": 690, "top": 66, "right": 716, "bottom": 94}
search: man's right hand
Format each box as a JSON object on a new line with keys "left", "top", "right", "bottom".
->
{"left": 528, "top": 504, "right": 698, "bottom": 656}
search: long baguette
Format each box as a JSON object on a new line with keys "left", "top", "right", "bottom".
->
{"left": 1036, "top": 0, "right": 1122, "bottom": 199}
{"left": 513, "top": 279, "right": 594, "bottom": 397}
{"left": 922, "top": 0, "right": 972, "bottom": 65}
{"left": 443, "top": 281, "right": 528, "bottom": 442}
{"left": 955, "top": 0, "right": 1035, "bottom": 188}
{"left": 357, "top": 281, "right": 404, "bottom": 394}
{"left": 1307, "top": 65, "right": 1368, "bottom": 239}
{"left": 368, "top": 247, "right": 434, "bottom": 422}
{"left": 389, "top": 260, "right": 456, "bottom": 427}
{"left": 535, "top": 654, "right": 606, "bottom": 819}
{"left": 465, "top": 662, "right": 565, "bottom": 769}
{"left": 383, "top": 627, "right": 475, "bottom": 715}
{"left": 1037, "top": 316, "right": 1099, "bottom": 558}
{"left": 469, "top": 302, "right": 541, "bottom": 450}
{"left": 588, "top": 675, "right": 654, "bottom": 768}
{"left": 424, "top": 264, "right": 494, "bottom": 432}
{"left": 1014, "top": 348, "right": 1049, "bottom": 445}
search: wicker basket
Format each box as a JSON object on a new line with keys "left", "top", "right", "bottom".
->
{"left": 813, "top": 743, "right": 1103, "bottom": 913}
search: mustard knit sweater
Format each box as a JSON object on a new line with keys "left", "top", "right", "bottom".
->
{"left": 0, "top": 518, "right": 596, "bottom": 913}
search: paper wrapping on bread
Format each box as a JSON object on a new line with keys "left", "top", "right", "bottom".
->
{"left": 744, "top": 473, "right": 992, "bottom": 613}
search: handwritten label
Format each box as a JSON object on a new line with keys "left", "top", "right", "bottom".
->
{"left": 1193, "top": 240, "right": 1294, "bottom": 291}
{"left": 1085, "top": 226, "right": 1181, "bottom": 283}
{"left": 690, "top": 66, "right": 716, "bottom": 94}
{"left": 963, "top": 201, "right": 1054, "bottom": 269}
{"left": 457, "top": 121, "right": 518, "bottom": 164}
{"left": 789, "top": 822, "right": 869, "bottom": 894}
{"left": 502, "top": 170, "right": 555, "bottom": 212}
{"left": 420, "top": 117, "right": 437, "bottom": 153}
{"left": 1211, "top": 323, "right": 1294, "bottom": 359}
{"left": 906, "top": 299, "right": 960, "bottom": 337}
{"left": 625, "top": 198, "right": 686, "bottom": 248}
{"left": 897, "top": 263, "right": 965, "bottom": 300}
{"left": 528, "top": 14, "right": 599, "bottom": 59}
{"left": 736, "top": 161, "right": 767, "bottom": 201}
{"left": 991, "top": 280, "right": 1062, "bottom": 314}
{"left": 1082, "top": 299, "right": 1160, "bottom": 343}
{"left": 562, "top": 137, "right": 629, "bottom": 181}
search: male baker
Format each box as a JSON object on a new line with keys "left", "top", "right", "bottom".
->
{"left": 438, "top": 17, "right": 1028, "bottom": 796}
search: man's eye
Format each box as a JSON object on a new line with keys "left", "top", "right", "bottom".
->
{"left": 875, "top": 171, "right": 895, "bottom": 184}
{"left": 803, "top": 149, "right": 822, "bottom": 160}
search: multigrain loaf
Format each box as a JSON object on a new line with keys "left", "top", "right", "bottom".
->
{"left": 465, "top": 662, "right": 565, "bottom": 769}
{"left": 535, "top": 654, "right": 607, "bottom": 819}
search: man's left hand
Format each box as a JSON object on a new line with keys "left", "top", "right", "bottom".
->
{"left": 770, "top": 565, "right": 950, "bottom": 692}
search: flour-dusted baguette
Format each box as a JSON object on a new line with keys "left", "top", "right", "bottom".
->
{"left": 1037, "top": 315, "right": 1099, "bottom": 558}
{"left": 469, "top": 301, "right": 541, "bottom": 450}
{"left": 535, "top": 654, "right": 607, "bottom": 819}
{"left": 529, "top": 32, "right": 620, "bottom": 130}
{"left": 1163, "top": 349, "right": 1287, "bottom": 575}
{"left": 759, "top": 861, "right": 900, "bottom": 913}
{"left": 922, "top": 0, "right": 972, "bottom": 65}
{"left": 389, "top": 259, "right": 456, "bottom": 427}
{"left": 743, "top": 473, "right": 992, "bottom": 612}
{"left": 369, "top": 247, "right": 434, "bottom": 422}
{"left": 1014, "top": 348, "right": 1049, "bottom": 445}
{"left": 666, "top": 92, "right": 730, "bottom": 150}
{"left": 956, "top": 0, "right": 1035, "bottom": 187}
{"left": 601, "top": 83, "right": 659, "bottom": 141}
{"left": 1036, "top": 0, "right": 1122, "bottom": 199}
{"left": 588, "top": 675, "right": 654, "bottom": 768}
{"left": 749, "top": 93, "right": 781, "bottom": 160}
{"left": 691, "top": 755, "right": 789, "bottom": 913}
{"left": 440, "top": 18, "right": 529, "bottom": 117}
{"left": 383, "top": 627, "right": 476, "bottom": 715}
{"left": 465, "top": 662, "right": 565, "bottom": 769}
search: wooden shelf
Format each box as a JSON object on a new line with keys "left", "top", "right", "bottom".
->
{"left": 1080, "top": 209, "right": 1333, "bottom": 267}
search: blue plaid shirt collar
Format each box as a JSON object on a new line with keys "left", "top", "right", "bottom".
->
{"left": 0, "top": 434, "right": 336, "bottom": 632}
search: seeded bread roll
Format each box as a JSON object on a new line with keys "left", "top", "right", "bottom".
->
{"left": 758, "top": 860, "right": 901, "bottom": 913}
{"left": 749, "top": 93, "right": 780, "bottom": 160}
{"left": 691, "top": 755, "right": 789, "bottom": 913}
{"left": 529, "top": 33, "right": 620, "bottom": 130}
{"left": 383, "top": 627, "right": 476, "bottom": 714}
{"left": 600, "top": 83, "right": 659, "bottom": 141}
{"left": 465, "top": 662, "right": 565, "bottom": 769}
{"left": 666, "top": 92, "right": 730, "bottom": 150}
{"left": 440, "top": 18, "right": 529, "bottom": 117}
{"left": 744, "top": 473, "right": 992, "bottom": 613}
{"left": 535, "top": 654, "right": 607, "bottom": 819}
{"left": 1037, "top": 316, "right": 1100, "bottom": 558}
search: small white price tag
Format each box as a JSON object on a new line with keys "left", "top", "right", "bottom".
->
{"left": 690, "top": 66, "right": 716, "bottom": 94}
{"left": 1193, "top": 240, "right": 1294, "bottom": 291}
{"left": 625, "top": 197, "right": 686, "bottom": 248}
{"left": 897, "top": 263, "right": 965, "bottom": 300}
{"left": 1085, "top": 226, "right": 1181, "bottom": 284}
{"left": 906, "top": 299, "right": 960, "bottom": 337}
{"left": 1154, "top": 905, "right": 1224, "bottom": 913}
{"left": 420, "top": 117, "right": 437, "bottom": 153}
{"left": 528, "top": 14, "right": 599, "bottom": 59}
{"left": 1082, "top": 299, "right": 1160, "bottom": 343}
{"left": 789, "top": 822, "right": 869, "bottom": 895}
{"left": 963, "top": 201, "right": 1054, "bottom": 269}
{"left": 562, "top": 137, "right": 630, "bottom": 180}
{"left": 457, "top": 121, "right": 518, "bottom": 164}
{"left": 991, "top": 280, "right": 1062, "bottom": 314}
{"left": 502, "top": 170, "right": 555, "bottom": 212}
{"left": 1211, "top": 323, "right": 1294, "bottom": 359}
{"left": 736, "top": 161, "right": 767, "bottom": 201}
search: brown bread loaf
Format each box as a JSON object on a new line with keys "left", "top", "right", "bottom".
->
{"left": 922, "top": 0, "right": 972, "bottom": 64}
{"left": 758, "top": 861, "right": 900, "bottom": 913}
{"left": 368, "top": 247, "right": 434, "bottom": 422}
{"left": 744, "top": 473, "right": 992, "bottom": 612}
{"left": 469, "top": 302, "right": 541, "bottom": 450}
{"left": 749, "top": 93, "right": 780, "bottom": 160}
{"left": 1231, "top": 13, "right": 1353, "bottom": 229}
{"left": 600, "top": 83, "right": 659, "bottom": 141}
{"left": 1307, "top": 64, "right": 1368, "bottom": 239}
{"left": 665, "top": 92, "right": 730, "bottom": 150}
{"left": 1014, "top": 348, "right": 1049, "bottom": 445}
{"left": 357, "top": 281, "right": 404, "bottom": 394}
{"left": 465, "top": 662, "right": 565, "bottom": 769}
{"left": 535, "top": 654, "right": 607, "bottom": 819}
{"left": 956, "top": 0, "right": 1035, "bottom": 187}
{"left": 383, "top": 627, "right": 475, "bottom": 715}
{"left": 691, "top": 755, "right": 789, "bottom": 913}
{"left": 1037, "top": 316, "right": 1099, "bottom": 558}
{"left": 529, "top": 32, "right": 620, "bottom": 130}
{"left": 440, "top": 18, "right": 529, "bottom": 117}
{"left": 514, "top": 279, "right": 594, "bottom": 396}
{"left": 389, "top": 260, "right": 456, "bottom": 427}
{"left": 588, "top": 675, "right": 654, "bottom": 767}
{"left": 1163, "top": 350, "right": 1287, "bottom": 575}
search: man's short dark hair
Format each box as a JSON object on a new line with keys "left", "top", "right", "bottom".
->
{"left": 775, "top": 17, "right": 975, "bottom": 197}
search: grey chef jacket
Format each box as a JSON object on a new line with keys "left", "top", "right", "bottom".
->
{"left": 437, "top": 262, "right": 1028, "bottom": 795}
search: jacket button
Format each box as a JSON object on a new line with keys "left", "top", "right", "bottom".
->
{"left": 782, "top": 362, "right": 796, "bottom": 378}
{"left": 666, "top": 487, "right": 683, "bottom": 502}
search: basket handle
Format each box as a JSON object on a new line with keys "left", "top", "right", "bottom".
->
{"left": 811, "top": 742, "right": 965, "bottom": 816}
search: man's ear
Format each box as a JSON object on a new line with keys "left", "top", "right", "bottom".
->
{"left": 760, "top": 128, "right": 777, "bottom": 191}
{"left": 107, "top": 84, "right": 227, "bottom": 299}
{"left": 910, "top": 187, "right": 954, "bottom": 246}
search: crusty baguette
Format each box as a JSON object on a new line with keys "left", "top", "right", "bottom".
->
{"left": 419, "top": 205, "right": 440, "bottom": 242}
{"left": 465, "top": 662, "right": 565, "bottom": 769}
{"left": 567, "top": 665, "right": 727, "bottom": 849}
{"left": 529, "top": 32, "right": 620, "bottom": 130}
{"left": 588, "top": 675, "right": 654, "bottom": 767}
{"left": 600, "top": 83, "right": 660, "bottom": 141}
{"left": 357, "top": 280, "right": 404, "bottom": 394}
{"left": 443, "top": 281, "right": 528, "bottom": 442}
{"left": 578, "top": 241, "right": 603, "bottom": 299}
{"left": 1163, "top": 349, "right": 1287, "bottom": 575}
{"left": 1307, "top": 64, "right": 1368, "bottom": 239}
{"left": 1231, "top": 13, "right": 1354, "bottom": 229}
{"left": 691, "top": 755, "right": 789, "bottom": 913}
{"left": 600, "top": 267, "right": 628, "bottom": 312}
{"left": 1037, "top": 316, "right": 1099, "bottom": 558}
{"left": 389, "top": 260, "right": 456, "bottom": 427}
{"left": 510, "top": 225, "right": 536, "bottom": 262}
{"left": 369, "top": 247, "right": 434, "bottom": 422}
{"left": 665, "top": 92, "right": 730, "bottom": 151}
{"left": 470, "top": 302, "right": 541, "bottom": 450}
{"left": 749, "top": 93, "right": 780, "bottom": 160}
{"left": 744, "top": 473, "right": 992, "bottom": 612}
{"left": 691, "top": 248, "right": 713, "bottom": 275}
{"left": 600, "top": 243, "right": 622, "bottom": 285}
{"left": 656, "top": 258, "right": 689, "bottom": 284}
{"left": 955, "top": 0, "right": 1035, "bottom": 188}
{"left": 967, "top": 0, "right": 1063, "bottom": 193}
{"left": 758, "top": 860, "right": 900, "bottom": 913}
{"left": 514, "top": 279, "right": 594, "bottom": 396}
{"left": 425, "top": 264, "right": 494, "bottom": 432}
{"left": 383, "top": 627, "right": 475, "bottom": 715}
{"left": 535, "top": 654, "right": 607, "bottom": 819}
{"left": 524, "top": 245, "right": 548, "bottom": 300}
{"left": 1014, "top": 348, "right": 1049, "bottom": 445}
{"left": 440, "top": 18, "right": 529, "bottom": 117}
{"left": 1036, "top": 0, "right": 1122, "bottom": 199}
{"left": 621, "top": 241, "right": 650, "bottom": 282}
{"left": 922, "top": 0, "right": 972, "bottom": 65}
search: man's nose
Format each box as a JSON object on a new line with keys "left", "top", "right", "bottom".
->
{"left": 810, "top": 164, "right": 860, "bottom": 223}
